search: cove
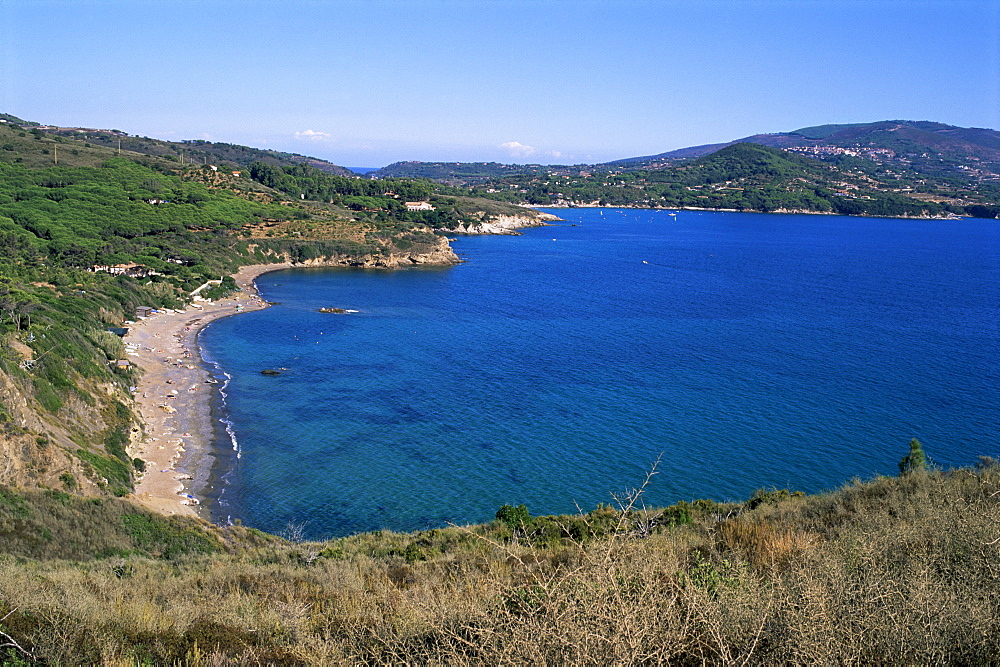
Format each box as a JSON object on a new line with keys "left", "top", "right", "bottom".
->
{"left": 199, "top": 209, "right": 999, "bottom": 539}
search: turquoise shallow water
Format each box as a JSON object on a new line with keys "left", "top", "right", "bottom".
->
{"left": 200, "top": 209, "right": 999, "bottom": 538}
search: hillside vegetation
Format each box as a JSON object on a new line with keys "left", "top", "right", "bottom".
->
{"left": 0, "top": 458, "right": 997, "bottom": 663}
{"left": 243, "top": 160, "right": 535, "bottom": 231}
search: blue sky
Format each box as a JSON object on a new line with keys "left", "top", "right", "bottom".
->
{"left": 2, "top": 0, "right": 998, "bottom": 167}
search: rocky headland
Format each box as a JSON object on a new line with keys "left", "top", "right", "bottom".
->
{"left": 453, "top": 211, "right": 560, "bottom": 235}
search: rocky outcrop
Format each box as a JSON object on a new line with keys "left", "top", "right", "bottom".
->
{"left": 454, "top": 211, "right": 559, "bottom": 235}
{"left": 291, "top": 235, "right": 461, "bottom": 269}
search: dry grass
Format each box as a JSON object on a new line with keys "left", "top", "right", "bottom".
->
{"left": 0, "top": 466, "right": 998, "bottom": 664}
{"left": 715, "top": 518, "right": 820, "bottom": 572}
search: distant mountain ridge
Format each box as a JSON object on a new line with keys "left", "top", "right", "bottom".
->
{"left": 371, "top": 120, "right": 1000, "bottom": 181}
{"left": 606, "top": 120, "right": 1000, "bottom": 170}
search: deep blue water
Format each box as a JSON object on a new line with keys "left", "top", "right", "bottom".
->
{"left": 199, "top": 209, "right": 998, "bottom": 539}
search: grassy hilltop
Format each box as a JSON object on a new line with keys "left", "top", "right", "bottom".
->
{"left": 0, "top": 456, "right": 998, "bottom": 663}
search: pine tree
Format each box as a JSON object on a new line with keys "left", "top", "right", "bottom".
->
{"left": 899, "top": 437, "right": 928, "bottom": 475}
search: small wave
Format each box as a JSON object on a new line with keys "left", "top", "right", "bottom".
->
{"left": 217, "top": 371, "right": 232, "bottom": 396}
{"left": 220, "top": 417, "right": 240, "bottom": 454}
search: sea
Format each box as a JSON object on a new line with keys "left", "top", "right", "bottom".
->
{"left": 198, "top": 208, "right": 999, "bottom": 539}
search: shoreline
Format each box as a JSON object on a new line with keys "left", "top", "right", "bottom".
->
{"left": 124, "top": 245, "right": 482, "bottom": 519}
{"left": 534, "top": 204, "right": 965, "bottom": 220}
{"left": 125, "top": 262, "right": 292, "bottom": 517}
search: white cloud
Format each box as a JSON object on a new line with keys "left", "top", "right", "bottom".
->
{"left": 500, "top": 141, "right": 537, "bottom": 158}
{"left": 295, "top": 129, "right": 333, "bottom": 141}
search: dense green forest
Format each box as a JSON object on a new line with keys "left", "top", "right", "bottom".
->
{"left": 0, "top": 158, "right": 280, "bottom": 271}
{"left": 248, "top": 161, "right": 433, "bottom": 212}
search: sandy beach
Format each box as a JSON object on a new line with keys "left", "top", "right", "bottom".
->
{"left": 125, "top": 263, "right": 292, "bottom": 517}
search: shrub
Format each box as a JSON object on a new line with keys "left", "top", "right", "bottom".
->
{"left": 495, "top": 504, "right": 532, "bottom": 530}
{"left": 660, "top": 501, "right": 694, "bottom": 527}
{"left": 747, "top": 487, "right": 805, "bottom": 509}
{"left": 120, "top": 513, "right": 221, "bottom": 558}
{"left": 75, "top": 448, "right": 133, "bottom": 495}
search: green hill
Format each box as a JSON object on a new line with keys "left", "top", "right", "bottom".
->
{"left": 371, "top": 160, "right": 544, "bottom": 182}
{"left": 43, "top": 129, "right": 356, "bottom": 176}
{"left": 790, "top": 122, "right": 876, "bottom": 140}
{"left": 683, "top": 141, "right": 825, "bottom": 183}
{"left": 3, "top": 111, "right": 357, "bottom": 176}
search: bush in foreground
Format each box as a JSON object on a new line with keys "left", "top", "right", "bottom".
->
{"left": 0, "top": 463, "right": 997, "bottom": 663}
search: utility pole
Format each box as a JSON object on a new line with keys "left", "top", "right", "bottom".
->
{"left": 53, "top": 144, "right": 58, "bottom": 164}
{"left": 117, "top": 137, "right": 121, "bottom": 155}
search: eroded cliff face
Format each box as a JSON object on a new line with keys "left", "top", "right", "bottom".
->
{"left": 0, "top": 368, "right": 58, "bottom": 487}
{"left": 296, "top": 235, "right": 461, "bottom": 268}
{"left": 454, "top": 211, "right": 559, "bottom": 235}
{"left": 255, "top": 234, "right": 461, "bottom": 269}
{"left": 0, "top": 364, "right": 116, "bottom": 494}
